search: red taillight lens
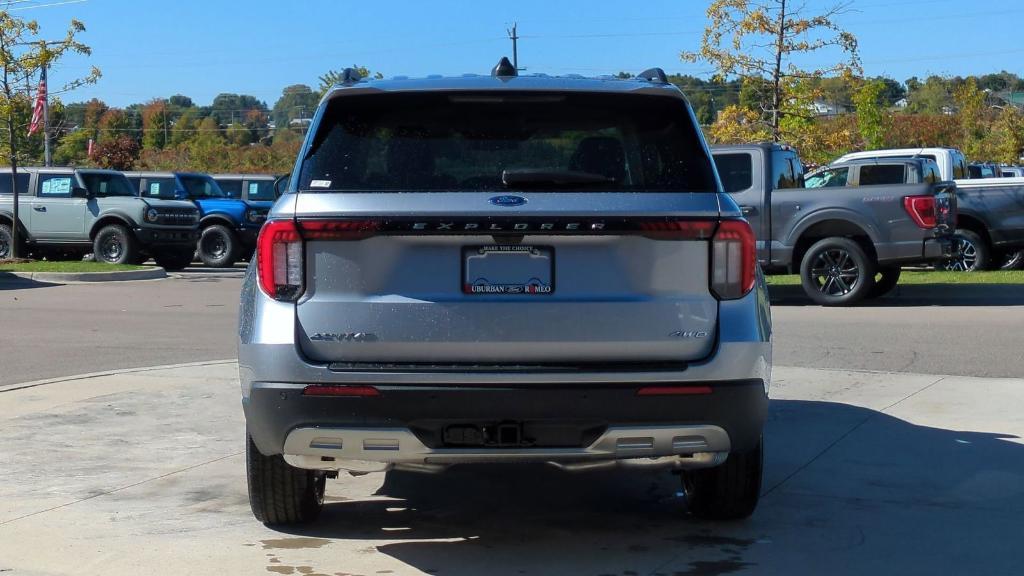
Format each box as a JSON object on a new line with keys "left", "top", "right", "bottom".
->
{"left": 257, "top": 219, "right": 303, "bottom": 301}
{"left": 640, "top": 220, "right": 717, "bottom": 240}
{"left": 904, "top": 196, "right": 937, "bottom": 229}
{"left": 711, "top": 220, "right": 756, "bottom": 300}
{"left": 257, "top": 219, "right": 380, "bottom": 301}
{"left": 302, "top": 385, "right": 380, "bottom": 397}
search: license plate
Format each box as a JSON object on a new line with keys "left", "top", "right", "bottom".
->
{"left": 463, "top": 245, "right": 554, "bottom": 295}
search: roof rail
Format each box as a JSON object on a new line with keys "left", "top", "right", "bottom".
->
{"left": 339, "top": 68, "right": 362, "bottom": 85}
{"left": 637, "top": 67, "right": 668, "bottom": 84}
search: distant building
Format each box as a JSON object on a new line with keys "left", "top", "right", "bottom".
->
{"left": 810, "top": 99, "right": 848, "bottom": 117}
{"left": 894, "top": 98, "right": 909, "bottom": 109}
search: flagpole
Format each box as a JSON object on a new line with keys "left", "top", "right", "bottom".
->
{"left": 41, "top": 63, "right": 51, "bottom": 167}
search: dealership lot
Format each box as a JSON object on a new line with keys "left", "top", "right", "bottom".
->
{"left": 2, "top": 276, "right": 1024, "bottom": 575}
{"left": 1, "top": 361, "right": 1022, "bottom": 576}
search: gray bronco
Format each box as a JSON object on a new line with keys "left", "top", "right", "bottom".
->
{"left": 239, "top": 63, "right": 772, "bottom": 525}
{"left": 0, "top": 167, "right": 199, "bottom": 269}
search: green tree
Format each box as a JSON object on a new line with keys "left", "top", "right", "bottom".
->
{"left": 226, "top": 122, "right": 253, "bottom": 146}
{"left": 0, "top": 11, "right": 99, "bottom": 257}
{"left": 907, "top": 76, "right": 951, "bottom": 114}
{"left": 97, "top": 108, "right": 133, "bottom": 144}
{"left": 992, "top": 107, "right": 1024, "bottom": 164}
{"left": 953, "top": 78, "right": 990, "bottom": 161}
{"left": 53, "top": 126, "right": 90, "bottom": 164}
{"left": 853, "top": 79, "right": 887, "bottom": 150}
{"left": 318, "top": 65, "right": 383, "bottom": 95}
{"left": 272, "top": 84, "right": 318, "bottom": 131}
{"left": 141, "top": 98, "right": 170, "bottom": 150}
{"left": 209, "top": 93, "right": 266, "bottom": 127}
{"left": 170, "top": 107, "right": 201, "bottom": 147}
{"left": 682, "top": 0, "right": 860, "bottom": 141}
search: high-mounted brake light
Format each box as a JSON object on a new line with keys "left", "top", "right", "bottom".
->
{"left": 903, "top": 196, "right": 937, "bottom": 229}
{"left": 257, "top": 219, "right": 379, "bottom": 301}
{"left": 711, "top": 220, "right": 756, "bottom": 300}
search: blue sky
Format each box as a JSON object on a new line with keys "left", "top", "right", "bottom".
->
{"left": 26, "top": 0, "right": 1024, "bottom": 107}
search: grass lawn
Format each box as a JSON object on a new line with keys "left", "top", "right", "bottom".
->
{"left": 0, "top": 261, "right": 149, "bottom": 273}
{"left": 767, "top": 270, "right": 1024, "bottom": 286}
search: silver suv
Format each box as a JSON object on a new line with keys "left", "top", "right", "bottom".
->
{"left": 239, "top": 63, "right": 772, "bottom": 525}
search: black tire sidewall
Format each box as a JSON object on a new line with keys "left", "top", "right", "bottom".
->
{"left": 199, "top": 225, "right": 238, "bottom": 268}
{"left": 93, "top": 225, "right": 138, "bottom": 265}
{"left": 868, "top": 266, "right": 902, "bottom": 299}
{"left": 947, "top": 229, "right": 990, "bottom": 272}
{"left": 800, "top": 237, "right": 877, "bottom": 306}
{"left": 0, "top": 224, "right": 13, "bottom": 259}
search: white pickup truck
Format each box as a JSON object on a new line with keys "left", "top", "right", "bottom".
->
{"left": 834, "top": 147, "right": 1024, "bottom": 270}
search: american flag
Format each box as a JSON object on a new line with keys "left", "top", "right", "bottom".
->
{"left": 28, "top": 77, "right": 46, "bottom": 136}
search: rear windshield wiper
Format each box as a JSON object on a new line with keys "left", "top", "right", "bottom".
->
{"left": 502, "top": 169, "right": 615, "bottom": 189}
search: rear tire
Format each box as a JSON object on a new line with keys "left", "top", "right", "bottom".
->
{"left": 943, "top": 229, "right": 989, "bottom": 272}
{"left": 868, "top": 266, "right": 901, "bottom": 299}
{"left": 681, "top": 437, "right": 763, "bottom": 521}
{"left": 800, "top": 237, "right": 876, "bottom": 306}
{"left": 246, "top": 434, "right": 325, "bottom": 526}
{"left": 0, "top": 223, "right": 18, "bottom": 259}
{"left": 93, "top": 224, "right": 140, "bottom": 266}
{"left": 997, "top": 250, "right": 1024, "bottom": 271}
{"left": 154, "top": 250, "right": 194, "bottom": 271}
{"left": 198, "top": 225, "right": 239, "bottom": 268}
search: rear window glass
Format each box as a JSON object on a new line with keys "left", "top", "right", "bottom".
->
{"left": 300, "top": 92, "right": 717, "bottom": 192}
{"left": 180, "top": 175, "right": 228, "bottom": 198}
{"left": 772, "top": 151, "right": 802, "bottom": 190}
{"left": 0, "top": 173, "right": 31, "bottom": 195}
{"left": 713, "top": 153, "right": 753, "bottom": 193}
{"left": 859, "top": 164, "right": 906, "bottom": 185}
{"left": 216, "top": 179, "right": 243, "bottom": 198}
{"left": 923, "top": 162, "right": 941, "bottom": 183}
{"left": 143, "top": 178, "right": 178, "bottom": 199}
{"left": 80, "top": 172, "right": 136, "bottom": 197}
{"left": 804, "top": 167, "right": 849, "bottom": 189}
{"left": 247, "top": 180, "right": 276, "bottom": 201}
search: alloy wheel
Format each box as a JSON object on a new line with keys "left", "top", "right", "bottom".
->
{"left": 944, "top": 237, "right": 978, "bottom": 271}
{"left": 809, "top": 248, "right": 861, "bottom": 296}
{"left": 100, "top": 235, "right": 123, "bottom": 263}
{"left": 203, "top": 234, "right": 227, "bottom": 259}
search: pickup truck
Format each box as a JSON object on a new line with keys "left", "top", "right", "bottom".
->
{"left": 126, "top": 171, "right": 269, "bottom": 267}
{"left": 713, "top": 143, "right": 957, "bottom": 305}
{"left": 0, "top": 167, "right": 199, "bottom": 269}
{"left": 834, "top": 147, "right": 1024, "bottom": 270}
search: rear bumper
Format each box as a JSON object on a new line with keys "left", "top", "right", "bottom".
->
{"left": 133, "top": 227, "right": 199, "bottom": 248}
{"left": 878, "top": 235, "right": 957, "bottom": 265}
{"left": 245, "top": 378, "right": 767, "bottom": 468}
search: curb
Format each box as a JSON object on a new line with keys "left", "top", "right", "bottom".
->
{"left": 0, "top": 359, "right": 237, "bottom": 394}
{"left": 0, "top": 266, "right": 167, "bottom": 284}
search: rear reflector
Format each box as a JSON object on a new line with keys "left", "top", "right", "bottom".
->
{"left": 711, "top": 220, "right": 756, "bottom": 300}
{"left": 640, "top": 220, "right": 716, "bottom": 239}
{"left": 302, "top": 385, "right": 381, "bottom": 397}
{"left": 637, "top": 385, "right": 713, "bottom": 396}
{"left": 903, "top": 195, "right": 937, "bottom": 229}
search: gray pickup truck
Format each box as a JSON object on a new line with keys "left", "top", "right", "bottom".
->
{"left": 713, "top": 143, "right": 957, "bottom": 305}
{"left": 0, "top": 167, "right": 200, "bottom": 269}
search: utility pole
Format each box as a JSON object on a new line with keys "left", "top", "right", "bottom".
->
{"left": 506, "top": 23, "right": 520, "bottom": 72}
{"left": 41, "top": 62, "right": 51, "bottom": 166}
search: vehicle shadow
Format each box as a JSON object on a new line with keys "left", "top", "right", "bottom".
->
{"left": 770, "top": 283, "right": 1024, "bottom": 307}
{"left": 270, "top": 400, "right": 1024, "bottom": 575}
{"left": 0, "top": 276, "right": 59, "bottom": 291}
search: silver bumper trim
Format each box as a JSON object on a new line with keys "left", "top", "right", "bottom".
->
{"left": 282, "top": 424, "right": 731, "bottom": 472}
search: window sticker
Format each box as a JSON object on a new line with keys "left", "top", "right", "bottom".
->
{"left": 149, "top": 182, "right": 161, "bottom": 196}
{"left": 41, "top": 179, "right": 52, "bottom": 195}
{"left": 310, "top": 180, "right": 332, "bottom": 188}
{"left": 249, "top": 182, "right": 259, "bottom": 195}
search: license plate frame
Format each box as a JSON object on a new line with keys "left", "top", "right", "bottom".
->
{"left": 462, "top": 245, "right": 555, "bottom": 296}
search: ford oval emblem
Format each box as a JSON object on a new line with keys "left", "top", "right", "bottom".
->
{"left": 490, "top": 195, "right": 527, "bottom": 207}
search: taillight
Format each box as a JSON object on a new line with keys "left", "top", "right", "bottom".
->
{"left": 904, "top": 196, "right": 937, "bottom": 229}
{"left": 640, "top": 220, "right": 716, "bottom": 240}
{"left": 711, "top": 220, "right": 756, "bottom": 300}
{"left": 257, "top": 219, "right": 380, "bottom": 301}
{"left": 257, "top": 220, "right": 303, "bottom": 301}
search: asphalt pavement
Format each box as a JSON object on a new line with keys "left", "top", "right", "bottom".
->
{"left": 2, "top": 362, "right": 1022, "bottom": 575}
{"left": 1, "top": 273, "right": 1023, "bottom": 386}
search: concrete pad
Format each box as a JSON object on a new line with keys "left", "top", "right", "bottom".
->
{"left": 0, "top": 364, "right": 1022, "bottom": 575}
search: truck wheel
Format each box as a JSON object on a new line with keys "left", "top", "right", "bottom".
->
{"left": 800, "top": 237, "right": 876, "bottom": 306}
{"left": 154, "top": 250, "right": 194, "bottom": 271}
{"left": 943, "top": 229, "right": 989, "bottom": 272}
{"left": 681, "top": 437, "right": 763, "bottom": 521}
{"left": 997, "top": 250, "right": 1024, "bottom": 271}
{"left": 868, "top": 266, "right": 901, "bottom": 299}
{"left": 198, "top": 225, "right": 239, "bottom": 268}
{"left": 93, "top": 224, "right": 140, "bottom": 266}
{"left": 246, "top": 434, "right": 325, "bottom": 525}
{"left": 0, "top": 223, "right": 18, "bottom": 259}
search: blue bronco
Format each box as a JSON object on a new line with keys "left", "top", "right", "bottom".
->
{"left": 126, "top": 171, "right": 269, "bottom": 267}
